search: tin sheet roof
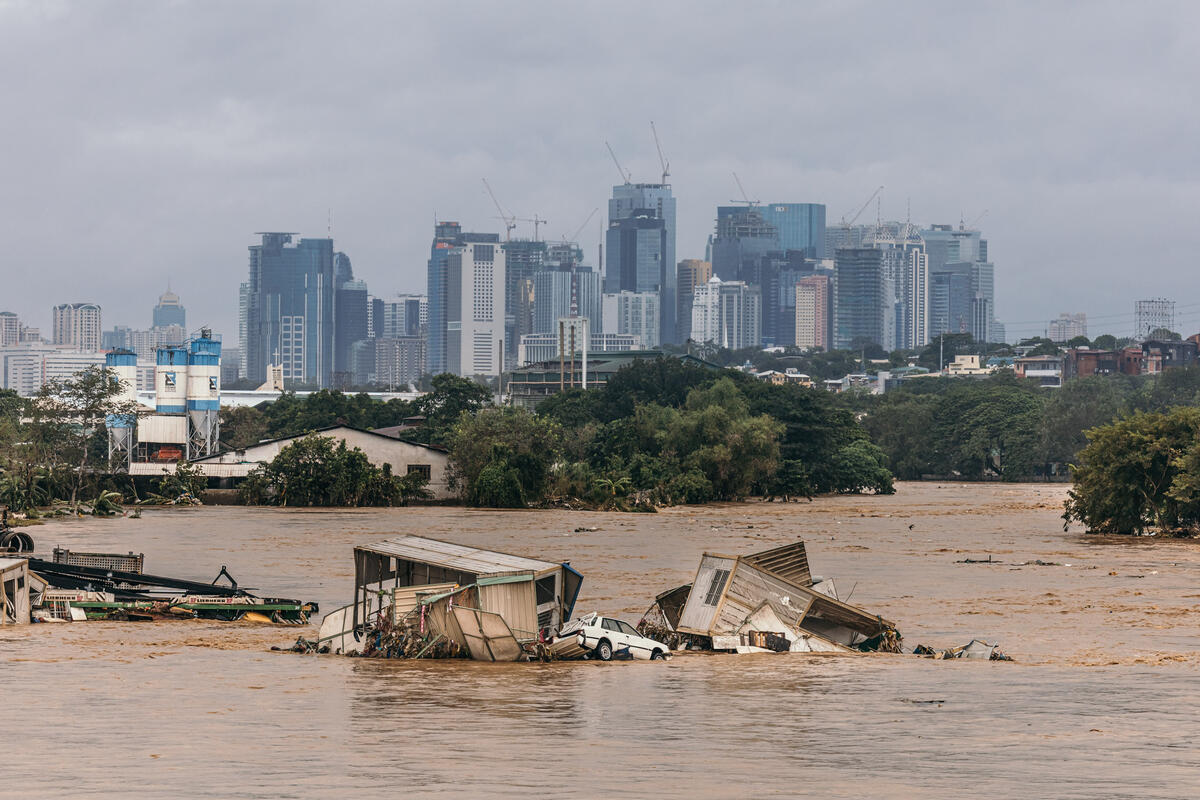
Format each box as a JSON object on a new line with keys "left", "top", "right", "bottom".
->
{"left": 355, "top": 535, "right": 558, "bottom": 576}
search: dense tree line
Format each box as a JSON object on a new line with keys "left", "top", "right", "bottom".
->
{"left": 847, "top": 367, "right": 1200, "bottom": 481}
{"left": 446, "top": 359, "right": 893, "bottom": 509}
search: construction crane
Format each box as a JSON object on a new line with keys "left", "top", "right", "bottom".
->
{"left": 512, "top": 213, "right": 548, "bottom": 241}
{"left": 840, "top": 185, "right": 884, "bottom": 226}
{"left": 482, "top": 178, "right": 516, "bottom": 241}
{"left": 730, "top": 172, "right": 759, "bottom": 207}
{"left": 650, "top": 121, "right": 670, "bottom": 185}
{"left": 605, "top": 141, "right": 632, "bottom": 184}
{"left": 565, "top": 208, "right": 599, "bottom": 243}
{"left": 962, "top": 209, "right": 989, "bottom": 230}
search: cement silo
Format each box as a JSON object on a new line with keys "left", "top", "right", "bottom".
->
{"left": 104, "top": 349, "right": 138, "bottom": 470}
{"left": 187, "top": 328, "right": 221, "bottom": 458}
{"left": 155, "top": 346, "right": 189, "bottom": 414}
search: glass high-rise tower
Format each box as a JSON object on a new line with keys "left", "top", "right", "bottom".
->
{"left": 606, "top": 183, "right": 676, "bottom": 344}
{"left": 245, "top": 233, "right": 335, "bottom": 387}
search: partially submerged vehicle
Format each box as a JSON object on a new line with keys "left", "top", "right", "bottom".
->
{"left": 550, "top": 612, "right": 669, "bottom": 661}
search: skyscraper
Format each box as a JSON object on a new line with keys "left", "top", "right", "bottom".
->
{"left": 377, "top": 295, "right": 427, "bottom": 338}
{"left": 52, "top": 302, "right": 102, "bottom": 352}
{"left": 445, "top": 234, "right": 506, "bottom": 377}
{"left": 689, "top": 277, "right": 760, "bottom": 350}
{"left": 426, "top": 221, "right": 461, "bottom": 376}
{"left": 710, "top": 206, "right": 779, "bottom": 282}
{"left": 930, "top": 262, "right": 973, "bottom": 339}
{"left": 676, "top": 259, "right": 712, "bottom": 342}
{"left": 607, "top": 183, "right": 676, "bottom": 343}
{"left": 834, "top": 249, "right": 888, "bottom": 350}
{"left": 758, "top": 203, "right": 826, "bottom": 259}
{"left": 922, "top": 223, "right": 998, "bottom": 342}
{"left": 502, "top": 239, "right": 547, "bottom": 364}
{"left": 237, "top": 281, "right": 250, "bottom": 380}
{"left": 0, "top": 312, "right": 20, "bottom": 347}
{"left": 1048, "top": 313, "right": 1088, "bottom": 343}
{"left": 532, "top": 267, "right": 602, "bottom": 336}
{"left": 334, "top": 279, "right": 369, "bottom": 387}
{"left": 602, "top": 291, "right": 660, "bottom": 348}
{"left": 795, "top": 275, "right": 832, "bottom": 350}
{"left": 244, "top": 233, "right": 335, "bottom": 387}
{"left": 152, "top": 289, "right": 186, "bottom": 330}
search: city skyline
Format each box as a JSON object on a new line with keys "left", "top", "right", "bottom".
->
{"left": 2, "top": 3, "right": 1198, "bottom": 343}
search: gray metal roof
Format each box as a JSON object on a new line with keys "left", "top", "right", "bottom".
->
{"left": 355, "top": 535, "right": 558, "bottom": 576}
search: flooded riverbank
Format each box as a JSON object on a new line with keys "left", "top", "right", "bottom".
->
{"left": 3, "top": 482, "right": 1199, "bottom": 797}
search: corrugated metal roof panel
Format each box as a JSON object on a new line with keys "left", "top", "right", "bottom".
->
{"left": 355, "top": 535, "right": 559, "bottom": 577}
{"left": 744, "top": 541, "right": 812, "bottom": 587}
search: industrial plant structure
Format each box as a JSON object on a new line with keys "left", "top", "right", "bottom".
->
{"left": 108, "top": 328, "right": 222, "bottom": 471}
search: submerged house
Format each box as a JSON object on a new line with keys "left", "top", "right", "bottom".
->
{"left": 672, "top": 541, "right": 898, "bottom": 653}
{"left": 1, "top": 558, "right": 31, "bottom": 625}
{"left": 350, "top": 535, "right": 583, "bottom": 645}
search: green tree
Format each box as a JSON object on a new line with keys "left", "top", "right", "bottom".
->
{"left": 220, "top": 405, "right": 268, "bottom": 449}
{"left": 31, "top": 366, "right": 140, "bottom": 507}
{"left": 1064, "top": 407, "right": 1200, "bottom": 534}
{"left": 446, "top": 407, "right": 562, "bottom": 507}
{"left": 1092, "top": 334, "right": 1118, "bottom": 350}
{"left": 1039, "top": 375, "right": 1135, "bottom": 465}
{"left": 241, "top": 434, "right": 428, "bottom": 507}
{"left": 408, "top": 374, "right": 492, "bottom": 445}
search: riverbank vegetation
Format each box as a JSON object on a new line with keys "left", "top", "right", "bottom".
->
{"left": 219, "top": 359, "right": 893, "bottom": 509}
{"left": 238, "top": 434, "right": 430, "bottom": 507}
{"left": 841, "top": 367, "right": 1200, "bottom": 482}
{"left": 0, "top": 368, "right": 143, "bottom": 516}
{"left": 1063, "top": 406, "right": 1200, "bottom": 536}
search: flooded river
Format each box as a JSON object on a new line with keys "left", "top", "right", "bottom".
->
{"left": 3, "top": 482, "right": 1199, "bottom": 798}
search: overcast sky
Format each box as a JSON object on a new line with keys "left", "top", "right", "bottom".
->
{"left": 3, "top": 1, "right": 1198, "bottom": 343}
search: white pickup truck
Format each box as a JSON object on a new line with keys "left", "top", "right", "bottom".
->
{"left": 556, "top": 612, "right": 669, "bottom": 661}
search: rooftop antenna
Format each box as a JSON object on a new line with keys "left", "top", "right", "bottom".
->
{"left": 328, "top": 208, "right": 333, "bottom": 239}
{"left": 482, "top": 178, "right": 517, "bottom": 241}
{"left": 650, "top": 121, "right": 670, "bottom": 185}
{"left": 605, "top": 141, "right": 632, "bottom": 184}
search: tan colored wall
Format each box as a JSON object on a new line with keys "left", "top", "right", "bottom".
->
{"left": 202, "top": 428, "right": 454, "bottom": 499}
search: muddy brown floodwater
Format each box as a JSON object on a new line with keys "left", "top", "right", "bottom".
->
{"left": 3, "top": 482, "right": 1200, "bottom": 798}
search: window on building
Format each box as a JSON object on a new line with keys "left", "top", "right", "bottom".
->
{"left": 407, "top": 464, "right": 431, "bottom": 480}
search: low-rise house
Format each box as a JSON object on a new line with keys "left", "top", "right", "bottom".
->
{"left": 1063, "top": 348, "right": 1120, "bottom": 379}
{"left": 945, "top": 354, "right": 992, "bottom": 376}
{"left": 1014, "top": 355, "right": 1063, "bottom": 388}
{"left": 170, "top": 425, "right": 453, "bottom": 498}
{"left": 1142, "top": 338, "right": 1198, "bottom": 374}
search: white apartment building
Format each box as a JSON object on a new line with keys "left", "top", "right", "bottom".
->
{"left": 602, "top": 291, "right": 660, "bottom": 348}
{"left": 447, "top": 240, "right": 506, "bottom": 377}
{"left": 52, "top": 302, "right": 102, "bottom": 352}
{"left": 0, "top": 343, "right": 106, "bottom": 396}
